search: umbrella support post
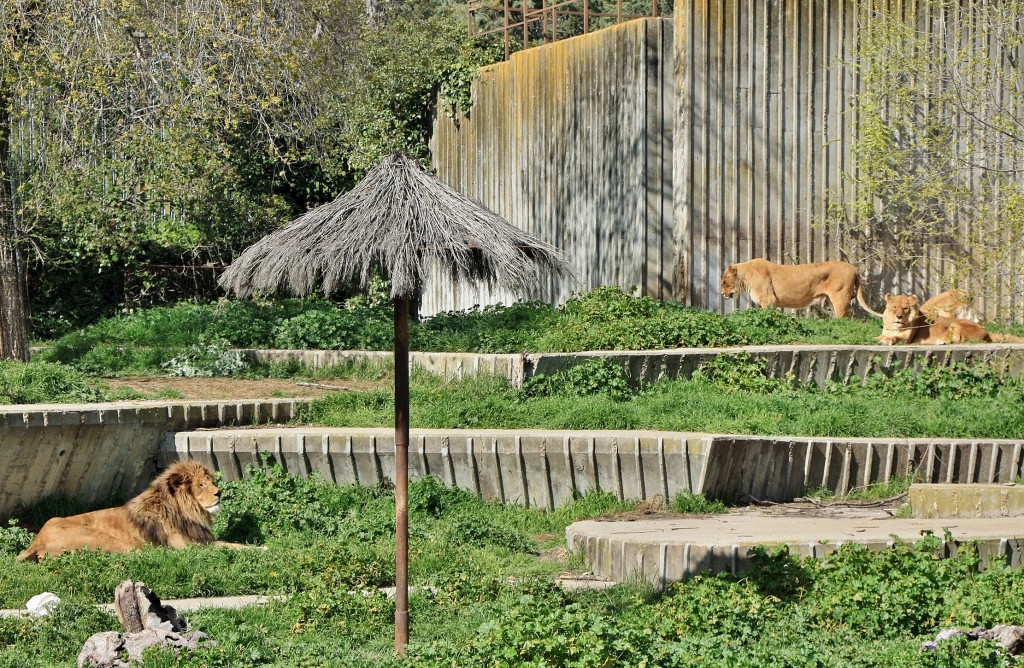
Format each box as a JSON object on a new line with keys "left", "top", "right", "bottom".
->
{"left": 394, "top": 296, "right": 410, "bottom": 654}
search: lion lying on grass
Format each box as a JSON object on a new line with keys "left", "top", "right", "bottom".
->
{"left": 919, "top": 290, "right": 978, "bottom": 323}
{"left": 877, "top": 294, "right": 1021, "bottom": 345}
{"left": 721, "top": 259, "right": 882, "bottom": 318}
{"left": 17, "top": 460, "right": 245, "bottom": 562}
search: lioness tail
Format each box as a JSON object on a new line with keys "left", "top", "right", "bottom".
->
{"left": 855, "top": 285, "right": 884, "bottom": 318}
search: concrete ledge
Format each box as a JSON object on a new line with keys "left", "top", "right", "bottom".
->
{"left": 910, "top": 483, "right": 1024, "bottom": 519}
{"left": 528, "top": 343, "right": 1024, "bottom": 389}
{"left": 0, "top": 399, "right": 309, "bottom": 517}
{"left": 162, "top": 428, "right": 1024, "bottom": 510}
{"left": 242, "top": 344, "right": 1024, "bottom": 389}
{"left": 240, "top": 349, "right": 526, "bottom": 386}
{"left": 566, "top": 515, "right": 1024, "bottom": 586}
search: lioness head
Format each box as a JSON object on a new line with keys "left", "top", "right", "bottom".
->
{"left": 166, "top": 461, "right": 222, "bottom": 515}
{"left": 883, "top": 294, "right": 921, "bottom": 331}
{"left": 721, "top": 265, "right": 739, "bottom": 298}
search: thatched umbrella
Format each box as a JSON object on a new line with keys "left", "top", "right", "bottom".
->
{"left": 218, "top": 152, "right": 573, "bottom": 652}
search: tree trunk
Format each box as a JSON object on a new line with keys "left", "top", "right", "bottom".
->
{"left": 0, "top": 101, "right": 30, "bottom": 362}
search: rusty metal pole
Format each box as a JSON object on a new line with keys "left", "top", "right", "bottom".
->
{"left": 393, "top": 296, "right": 410, "bottom": 654}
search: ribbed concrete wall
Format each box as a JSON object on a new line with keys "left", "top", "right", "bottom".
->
{"left": 245, "top": 343, "right": 1024, "bottom": 390}
{"left": 428, "top": 18, "right": 674, "bottom": 316}
{"left": 567, "top": 516, "right": 1024, "bottom": 585}
{"left": 0, "top": 399, "right": 307, "bottom": 517}
{"left": 529, "top": 343, "right": 1024, "bottom": 389}
{"left": 240, "top": 349, "right": 526, "bottom": 386}
{"left": 161, "top": 428, "right": 710, "bottom": 510}
{"left": 163, "top": 427, "right": 1024, "bottom": 509}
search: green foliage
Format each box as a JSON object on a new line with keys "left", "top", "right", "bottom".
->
{"left": 0, "top": 360, "right": 106, "bottom": 403}
{"left": 2, "top": 464, "right": 1023, "bottom": 668}
{"left": 807, "top": 533, "right": 979, "bottom": 637}
{"left": 536, "top": 286, "right": 745, "bottom": 351}
{"left": 0, "top": 520, "right": 33, "bottom": 556}
{"left": 832, "top": 360, "right": 1017, "bottom": 400}
{"left": 272, "top": 305, "right": 394, "bottom": 351}
{"left": 693, "top": 352, "right": 800, "bottom": 394}
{"left": 522, "top": 358, "right": 633, "bottom": 401}
{"left": 670, "top": 491, "right": 728, "bottom": 514}
{"left": 412, "top": 302, "right": 557, "bottom": 353}
{"left": 160, "top": 340, "right": 250, "bottom": 377}
{"left": 724, "top": 307, "right": 809, "bottom": 344}
{"left": 301, "top": 367, "right": 1024, "bottom": 439}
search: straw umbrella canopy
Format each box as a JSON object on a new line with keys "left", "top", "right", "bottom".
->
{"left": 218, "top": 151, "right": 573, "bottom": 653}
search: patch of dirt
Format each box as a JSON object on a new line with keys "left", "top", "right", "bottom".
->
{"left": 104, "top": 376, "right": 388, "bottom": 401}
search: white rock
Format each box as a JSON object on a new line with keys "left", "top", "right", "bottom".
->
{"left": 26, "top": 592, "right": 61, "bottom": 617}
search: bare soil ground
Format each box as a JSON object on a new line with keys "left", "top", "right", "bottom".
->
{"left": 104, "top": 376, "right": 388, "bottom": 401}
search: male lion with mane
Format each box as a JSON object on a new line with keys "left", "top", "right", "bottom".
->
{"left": 877, "top": 294, "right": 1020, "bottom": 345}
{"left": 17, "top": 460, "right": 245, "bottom": 562}
{"left": 721, "top": 259, "right": 882, "bottom": 318}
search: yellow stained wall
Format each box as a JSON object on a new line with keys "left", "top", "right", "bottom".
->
{"left": 428, "top": 18, "right": 674, "bottom": 315}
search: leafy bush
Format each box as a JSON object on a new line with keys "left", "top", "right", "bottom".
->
{"left": 670, "top": 491, "right": 728, "bottom": 514}
{"left": 535, "top": 286, "right": 744, "bottom": 351}
{"left": 272, "top": 304, "right": 394, "bottom": 350}
{"left": 412, "top": 301, "right": 557, "bottom": 353}
{"left": 522, "top": 358, "right": 633, "bottom": 401}
{"left": 724, "top": 306, "right": 809, "bottom": 344}
{"left": 160, "top": 340, "right": 250, "bottom": 377}
{"left": 0, "top": 520, "right": 33, "bottom": 556}
{"left": 692, "top": 351, "right": 800, "bottom": 394}
{"left": 857, "top": 360, "right": 1015, "bottom": 400}
{"left": 806, "top": 532, "right": 979, "bottom": 637}
{"left": 0, "top": 360, "right": 106, "bottom": 404}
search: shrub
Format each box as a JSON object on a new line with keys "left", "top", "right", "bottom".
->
{"left": 0, "top": 360, "right": 106, "bottom": 404}
{"left": 160, "top": 340, "right": 249, "bottom": 377}
{"left": 0, "top": 520, "right": 33, "bottom": 556}
{"left": 859, "top": 360, "right": 1014, "bottom": 400}
{"left": 692, "top": 351, "right": 800, "bottom": 394}
{"left": 671, "top": 491, "right": 728, "bottom": 514}
{"left": 522, "top": 358, "right": 633, "bottom": 401}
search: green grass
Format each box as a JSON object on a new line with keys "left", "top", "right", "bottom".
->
{"left": 301, "top": 371, "right": 1024, "bottom": 439}
{"left": 0, "top": 466, "right": 1021, "bottom": 666}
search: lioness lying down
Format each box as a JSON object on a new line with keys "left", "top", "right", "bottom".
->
{"left": 919, "top": 290, "right": 978, "bottom": 323}
{"left": 877, "top": 294, "right": 1021, "bottom": 345}
{"left": 721, "top": 258, "right": 882, "bottom": 318}
{"left": 18, "top": 460, "right": 247, "bottom": 562}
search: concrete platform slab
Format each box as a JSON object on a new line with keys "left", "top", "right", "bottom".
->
{"left": 567, "top": 508, "right": 1024, "bottom": 587}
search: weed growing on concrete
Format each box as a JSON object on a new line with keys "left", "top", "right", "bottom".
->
{"left": 670, "top": 491, "right": 728, "bottom": 514}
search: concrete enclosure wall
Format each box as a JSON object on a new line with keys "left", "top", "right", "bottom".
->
{"left": 428, "top": 18, "right": 674, "bottom": 316}
{"left": 163, "top": 427, "right": 1024, "bottom": 510}
{"left": 0, "top": 399, "right": 306, "bottom": 518}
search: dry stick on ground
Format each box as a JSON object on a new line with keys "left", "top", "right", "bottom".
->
{"left": 295, "top": 381, "right": 352, "bottom": 391}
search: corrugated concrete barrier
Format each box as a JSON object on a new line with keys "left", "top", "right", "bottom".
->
{"left": 910, "top": 483, "right": 1024, "bottom": 519}
{"left": 242, "top": 343, "right": 1024, "bottom": 390}
{"left": 565, "top": 515, "right": 1024, "bottom": 586}
{"left": 0, "top": 399, "right": 307, "bottom": 518}
{"left": 527, "top": 343, "right": 1024, "bottom": 389}
{"left": 161, "top": 428, "right": 1024, "bottom": 509}
{"left": 239, "top": 349, "right": 527, "bottom": 387}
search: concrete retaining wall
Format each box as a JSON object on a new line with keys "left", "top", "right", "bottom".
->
{"left": 566, "top": 516, "right": 1024, "bottom": 585}
{"left": 528, "top": 343, "right": 1024, "bottom": 390}
{"left": 910, "top": 483, "right": 1024, "bottom": 519}
{"left": 240, "top": 349, "right": 526, "bottom": 387}
{"left": 162, "top": 427, "right": 1024, "bottom": 509}
{"left": 243, "top": 344, "right": 1024, "bottom": 390}
{"left": 0, "top": 399, "right": 307, "bottom": 517}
